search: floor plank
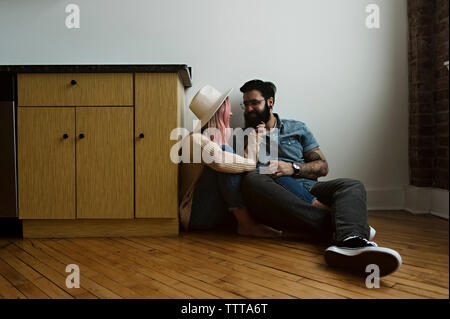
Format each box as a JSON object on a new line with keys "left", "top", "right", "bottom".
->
{"left": 0, "top": 211, "right": 448, "bottom": 299}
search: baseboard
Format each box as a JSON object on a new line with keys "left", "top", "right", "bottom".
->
{"left": 430, "top": 187, "right": 449, "bottom": 219}
{"left": 430, "top": 210, "right": 449, "bottom": 219}
{"left": 404, "top": 185, "right": 432, "bottom": 214}
{"left": 366, "top": 186, "right": 449, "bottom": 220}
{"left": 22, "top": 218, "right": 179, "bottom": 238}
{"left": 404, "top": 185, "right": 449, "bottom": 219}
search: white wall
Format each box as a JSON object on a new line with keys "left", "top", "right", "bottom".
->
{"left": 0, "top": 0, "right": 409, "bottom": 199}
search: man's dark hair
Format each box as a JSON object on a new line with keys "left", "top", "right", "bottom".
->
{"left": 240, "top": 80, "right": 277, "bottom": 104}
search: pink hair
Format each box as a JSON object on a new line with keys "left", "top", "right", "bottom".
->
{"left": 203, "top": 97, "right": 231, "bottom": 145}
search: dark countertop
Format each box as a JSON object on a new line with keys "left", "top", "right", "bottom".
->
{"left": 0, "top": 64, "right": 192, "bottom": 87}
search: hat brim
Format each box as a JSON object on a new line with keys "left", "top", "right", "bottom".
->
{"left": 193, "top": 88, "right": 233, "bottom": 132}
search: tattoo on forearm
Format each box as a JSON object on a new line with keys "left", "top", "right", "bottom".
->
{"left": 304, "top": 151, "right": 326, "bottom": 163}
{"left": 298, "top": 150, "right": 328, "bottom": 179}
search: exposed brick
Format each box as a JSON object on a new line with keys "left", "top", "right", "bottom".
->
{"left": 435, "top": 67, "right": 449, "bottom": 79}
{"left": 437, "top": 159, "right": 449, "bottom": 169}
{"left": 435, "top": 168, "right": 450, "bottom": 176}
{"left": 418, "top": 126, "right": 437, "bottom": 135}
{"left": 434, "top": 20, "right": 449, "bottom": 33}
{"left": 408, "top": 0, "right": 448, "bottom": 189}
{"left": 412, "top": 178, "right": 434, "bottom": 187}
{"left": 437, "top": 123, "right": 449, "bottom": 134}
{"left": 420, "top": 103, "right": 434, "bottom": 113}
{"left": 437, "top": 147, "right": 449, "bottom": 157}
{"left": 434, "top": 180, "right": 449, "bottom": 189}
{"left": 417, "top": 148, "right": 436, "bottom": 158}
{"left": 434, "top": 169, "right": 450, "bottom": 189}
{"left": 409, "top": 136, "right": 435, "bottom": 146}
{"left": 434, "top": 89, "right": 449, "bottom": 101}
{"left": 414, "top": 158, "right": 435, "bottom": 168}
{"left": 412, "top": 168, "right": 434, "bottom": 179}
{"left": 436, "top": 77, "right": 449, "bottom": 90}
{"left": 436, "top": 112, "right": 449, "bottom": 123}
{"left": 410, "top": 113, "right": 435, "bottom": 126}
{"left": 438, "top": 136, "right": 449, "bottom": 146}
{"left": 436, "top": 45, "right": 449, "bottom": 60}
{"left": 436, "top": 101, "right": 449, "bottom": 111}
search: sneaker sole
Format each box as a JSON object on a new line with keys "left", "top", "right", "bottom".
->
{"left": 324, "top": 246, "right": 402, "bottom": 277}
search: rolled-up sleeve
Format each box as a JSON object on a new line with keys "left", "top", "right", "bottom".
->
{"left": 302, "top": 124, "right": 320, "bottom": 152}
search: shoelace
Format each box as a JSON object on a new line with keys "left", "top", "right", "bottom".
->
{"left": 363, "top": 238, "right": 378, "bottom": 247}
{"left": 343, "top": 235, "right": 378, "bottom": 247}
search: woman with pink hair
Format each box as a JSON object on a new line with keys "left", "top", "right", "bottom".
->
{"left": 179, "top": 85, "right": 282, "bottom": 238}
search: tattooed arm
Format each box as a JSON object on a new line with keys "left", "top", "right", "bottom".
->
{"left": 296, "top": 147, "right": 329, "bottom": 180}
{"left": 268, "top": 147, "right": 328, "bottom": 179}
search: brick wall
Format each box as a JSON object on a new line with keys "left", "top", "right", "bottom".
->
{"left": 408, "top": 0, "right": 449, "bottom": 190}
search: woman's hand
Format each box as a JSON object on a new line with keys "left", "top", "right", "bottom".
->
{"left": 255, "top": 122, "right": 266, "bottom": 136}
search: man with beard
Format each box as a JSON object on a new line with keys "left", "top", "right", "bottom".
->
{"left": 238, "top": 79, "right": 402, "bottom": 277}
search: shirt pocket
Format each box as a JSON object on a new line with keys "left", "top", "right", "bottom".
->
{"left": 278, "top": 136, "right": 303, "bottom": 161}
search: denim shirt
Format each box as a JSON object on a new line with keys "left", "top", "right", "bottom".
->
{"left": 261, "top": 113, "right": 320, "bottom": 191}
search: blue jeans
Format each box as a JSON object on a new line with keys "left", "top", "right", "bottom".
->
{"left": 255, "top": 165, "right": 317, "bottom": 204}
{"left": 189, "top": 144, "right": 247, "bottom": 230}
{"left": 274, "top": 176, "right": 317, "bottom": 204}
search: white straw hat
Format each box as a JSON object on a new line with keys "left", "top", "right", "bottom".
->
{"left": 189, "top": 85, "right": 233, "bottom": 132}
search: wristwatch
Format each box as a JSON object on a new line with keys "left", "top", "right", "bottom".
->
{"left": 292, "top": 162, "right": 301, "bottom": 176}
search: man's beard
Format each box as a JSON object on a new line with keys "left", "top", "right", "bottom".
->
{"left": 244, "top": 103, "right": 271, "bottom": 129}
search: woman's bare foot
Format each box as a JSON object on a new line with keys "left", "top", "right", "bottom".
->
{"left": 237, "top": 223, "right": 283, "bottom": 238}
{"left": 231, "top": 207, "right": 283, "bottom": 238}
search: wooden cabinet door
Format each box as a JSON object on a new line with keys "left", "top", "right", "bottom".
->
{"left": 135, "top": 73, "right": 183, "bottom": 218}
{"left": 17, "top": 107, "right": 75, "bottom": 219}
{"left": 76, "top": 107, "right": 134, "bottom": 219}
{"left": 18, "top": 73, "right": 133, "bottom": 107}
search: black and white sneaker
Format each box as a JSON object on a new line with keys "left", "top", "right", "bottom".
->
{"left": 369, "top": 226, "right": 376, "bottom": 241}
{"left": 324, "top": 236, "right": 402, "bottom": 277}
{"left": 332, "top": 226, "right": 376, "bottom": 242}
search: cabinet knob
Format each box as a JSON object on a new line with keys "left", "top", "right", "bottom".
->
{"left": 70, "top": 79, "right": 77, "bottom": 85}
{"left": 79, "top": 133, "right": 85, "bottom": 139}
{"left": 62, "top": 133, "right": 69, "bottom": 139}
{"left": 139, "top": 133, "right": 145, "bottom": 138}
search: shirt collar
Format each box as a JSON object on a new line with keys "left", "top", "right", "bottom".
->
{"left": 273, "top": 113, "right": 283, "bottom": 132}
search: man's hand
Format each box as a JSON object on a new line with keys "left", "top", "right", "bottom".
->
{"left": 267, "top": 148, "right": 328, "bottom": 179}
{"left": 268, "top": 160, "right": 294, "bottom": 178}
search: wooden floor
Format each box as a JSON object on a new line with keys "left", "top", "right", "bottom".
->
{"left": 0, "top": 211, "right": 448, "bottom": 299}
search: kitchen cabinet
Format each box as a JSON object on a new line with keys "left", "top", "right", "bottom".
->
{"left": 1, "top": 65, "right": 192, "bottom": 238}
{"left": 17, "top": 107, "right": 76, "bottom": 220}
{"left": 75, "top": 107, "right": 134, "bottom": 219}
{"left": 135, "top": 73, "right": 182, "bottom": 219}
